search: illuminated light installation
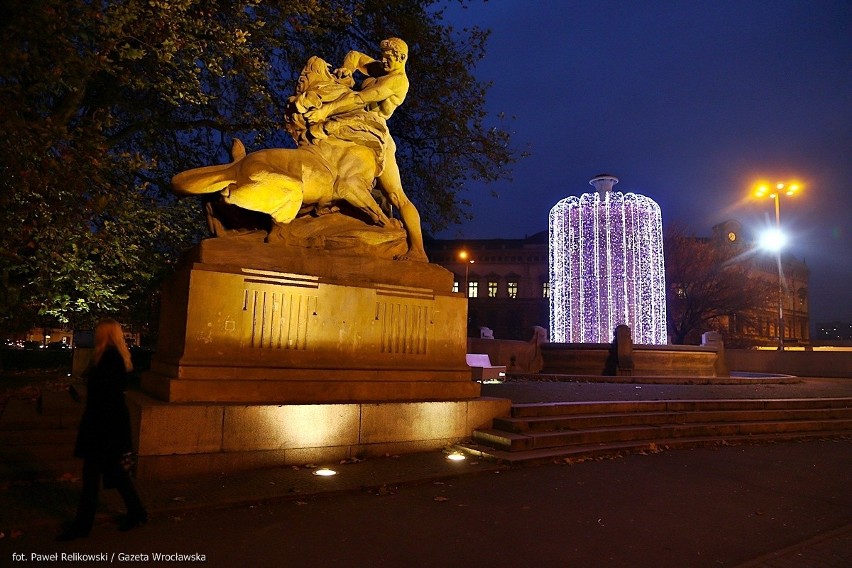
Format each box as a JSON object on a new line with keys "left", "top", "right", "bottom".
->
{"left": 549, "top": 175, "right": 667, "bottom": 344}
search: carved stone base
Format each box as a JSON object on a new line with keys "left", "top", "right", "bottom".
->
{"left": 142, "top": 242, "right": 478, "bottom": 403}
{"left": 127, "top": 392, "right": 511, "bottom": 479}
{"left": 267, "top": 211, "right": 409, "bottom": 260}
{"left": 540, "top": 343, "right": 721, "bottom": 377}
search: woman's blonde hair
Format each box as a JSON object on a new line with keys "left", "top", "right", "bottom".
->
{"left": 92, "top": 318, "right": 133, "bottom": 372}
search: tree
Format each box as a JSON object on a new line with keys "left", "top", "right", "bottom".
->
{"left": 0, "top": 0, "right": 518, "bottom": 332}
{"left": 664, "top": 224, "right": 775, "bottom": 345}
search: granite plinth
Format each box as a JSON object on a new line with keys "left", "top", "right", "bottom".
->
{"left": 143, "top": 241, "right": 478, "bottom": 403}
{"left": 127, "top": 391, "right": 511, "bottom": 479}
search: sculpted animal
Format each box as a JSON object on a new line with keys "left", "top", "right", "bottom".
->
{"left": 171, "top": 57, "right": 391, "bottom": 228}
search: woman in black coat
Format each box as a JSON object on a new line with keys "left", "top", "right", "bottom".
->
{"left": 58, "top": 318, "right": 147, "bottom": 541}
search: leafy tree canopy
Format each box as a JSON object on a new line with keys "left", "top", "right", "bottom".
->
{"left": 0, "top": 0, "right": 518, "bottom": 332}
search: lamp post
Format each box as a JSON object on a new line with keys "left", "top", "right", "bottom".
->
{"left": 754, "top": 181, "right": 800, "bottom": 350}
{"left": 458, "top": 250, "right": 474, "bottom": 297}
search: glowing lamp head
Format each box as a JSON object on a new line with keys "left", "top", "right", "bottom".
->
{"left": 312, "top": 468, "right": 337, "bottom": 477}
{"left": 754, "top": 180, "right": 802, "bottom": 199}
{"left": 754, "top": 184, "right": 770, "bottom": 198}
{"left": 458, "top": 250, "right": 468, "bottom": 261}
{"left": 759, "top": 228, "right": 787, "bottom": 252}
{"left": 446, "top": 452, "right": 466, "bottom": 462}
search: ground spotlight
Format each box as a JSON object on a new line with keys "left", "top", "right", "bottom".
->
{"left": 312, "top": 468, "right": 337, "bottom": 477}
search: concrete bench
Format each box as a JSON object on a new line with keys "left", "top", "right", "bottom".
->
{"left": 465, "top": 353, "right": 506, "bottom": 382}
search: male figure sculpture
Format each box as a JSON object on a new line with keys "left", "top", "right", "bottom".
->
{"left": 305, "top": 37, "right": 427, "bottom": 262}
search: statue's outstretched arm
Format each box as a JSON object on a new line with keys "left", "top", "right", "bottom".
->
{"left": 340, "top": 50, "right": 377, "bottom": 76}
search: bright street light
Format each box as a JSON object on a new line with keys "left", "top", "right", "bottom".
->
{"left": 758, "top": 228, "right": 787, "bottom": 252}
{"left": 752, "top": 180, "right": 803, "bottom": 350}
{"left": 754, "top": 181, "right": 800, "bottom": 200}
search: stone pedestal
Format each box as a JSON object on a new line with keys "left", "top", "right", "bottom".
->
{"left": 127, "top": 392, "right": 510, "bottom": 479}
{"left": 132, "top": 240, "right": 508, "bottom": 478}
{"left": 142, "top": 238, "right": 480, "bottom": 403}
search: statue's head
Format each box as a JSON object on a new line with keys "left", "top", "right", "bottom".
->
{"left": 380, "top": 37, "right": 408, "bottom": 62}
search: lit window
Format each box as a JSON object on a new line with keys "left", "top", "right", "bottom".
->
{"left": 452, "top": 281, "right": 459, "bottom": 293}
{"left": 508, "top": 281, "right": 518, "bottom": 299}
{"left": 468, "top": 281, "right": 479, "bottom": 298}
{"left": 488, "top": 281, "right": 498, "bottom": 298}
{"left": 542, "top": 282, "right": 550, "bottom": 298}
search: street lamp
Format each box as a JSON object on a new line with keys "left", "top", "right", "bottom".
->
{"left": 753, "top": 181, "right": 801, "bottom": 350}
{"left": 458, "top": 250, "right": 474, "bottom": 297}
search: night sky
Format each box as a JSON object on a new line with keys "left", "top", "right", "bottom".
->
{"left": 434, "top": 0, "right": 851, "bottom": 326}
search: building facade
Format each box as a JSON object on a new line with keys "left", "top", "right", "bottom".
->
{"left": 708, "top": 220, "right": 810, "bottom": 347}
{"left": 426, "top": 233, "right": 550, "bottom": 340}
{"left": 428, "top": 219, "right": 810, "bottom": 346}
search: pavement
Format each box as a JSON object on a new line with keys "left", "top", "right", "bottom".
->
{"left": 1, "top": 375, "right": 851, "bottom": 567}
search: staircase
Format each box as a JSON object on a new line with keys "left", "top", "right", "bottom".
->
{"left": 461, "top": 398, "right": 852, "bottom": 465}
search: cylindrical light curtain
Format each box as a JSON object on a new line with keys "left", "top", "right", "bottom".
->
{"left": 549, "top": 191, "right": 667, "bottom": 344}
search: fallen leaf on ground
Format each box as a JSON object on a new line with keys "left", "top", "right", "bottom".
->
{"left": 434, "top": 496, "right": 449, "bottom": 502}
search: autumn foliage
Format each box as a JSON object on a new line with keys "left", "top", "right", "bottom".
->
{"left": 0, "top": 1, "right": 517, "bottom": 332}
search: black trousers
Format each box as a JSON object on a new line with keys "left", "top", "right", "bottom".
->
{"left": 72, "top": 456, "right": 146, "bottom": 532}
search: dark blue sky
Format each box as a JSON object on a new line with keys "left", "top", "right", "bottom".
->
{"left": 435, "top": 0, "right": 851, "bottom": 325}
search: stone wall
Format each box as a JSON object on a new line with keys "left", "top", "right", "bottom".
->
{"left": 725, "top": 349, "right": 852, "bottom": 378}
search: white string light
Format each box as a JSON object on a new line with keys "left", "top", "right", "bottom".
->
{"left": 549, "top": 183, "right": 667, "bottom": 345}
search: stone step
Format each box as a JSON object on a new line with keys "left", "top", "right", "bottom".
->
{"left": 476, "top": 418, "right": 852, "bottom": 451}
{"left": 510, "top": 397, "right": 852, "bottom": 418}
{"left": 471, "top": 398, "right": 852, "bottom": 458}
{"left": 459, "top": 430, "right": 852, "bottom": 466}
{"left": 495, "top": 407, "right": 852, "bottom": 433}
